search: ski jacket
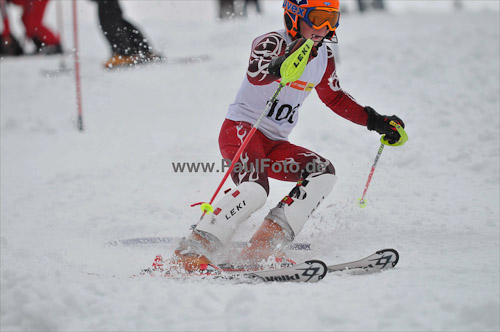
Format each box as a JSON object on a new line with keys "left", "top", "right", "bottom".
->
{"left": 226, "top": 29, "right": 367, "bottom": 141}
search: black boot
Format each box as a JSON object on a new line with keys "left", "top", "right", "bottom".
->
{"left": 32, "top": 37, "right": 63, "bottom": 55}
{"left": 0, "top": 34, "right": 24, "bottom": 56}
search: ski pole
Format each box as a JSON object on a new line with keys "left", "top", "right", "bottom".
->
{"left": 192, "top": 39, "right": 315, "bottom": 216}
{"left": 358, "top": 142, "right": 384, "bottom": 208}
{"left": 72, "top": 0, "right": 84, "bottom": 131}
{"left": 358, "top": 121, "right": 408, "bottom": 208}
{"left": 55, "top": 0, "right": 68, "bottom": 72}
{"left": 0, "top": 0, "right": 10, "bottom": 39}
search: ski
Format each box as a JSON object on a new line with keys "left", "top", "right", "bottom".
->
{"left": 140, "top": 249, "right": 399, "bottom": 283}
{"left": 104, "top": 54, "right": 211, "bottom": 71}
{"left": 224, "top": 249, "right": 399, "bottom": 282}
{"left": 241, "top": 260, "right": 327, "bottom": 283}
{"left": 326, "top": 248, "right": 399, "bottom": 273}
{"left": 165, "top": 54, "right": 211, "bottom": 65}
{"left": 141, "top": 260, "right": 327, "bottom": 283}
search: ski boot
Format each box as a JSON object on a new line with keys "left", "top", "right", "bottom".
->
{"left": 171, "top": 230, "right": 222, "bottom": 274}
{"left": 104, "top": 54, "right": 140, "bottom": 69}
{"left": 222, "top": 218, "right": 295, "bottom": 271}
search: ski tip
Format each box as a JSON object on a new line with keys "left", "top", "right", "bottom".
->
{"left": 375, "top": 248, "right": 400, "bottom": 268}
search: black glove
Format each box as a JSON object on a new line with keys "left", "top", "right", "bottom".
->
{"left": 365, "top": 106, "right": 405, "bottom": 144}
{"left": 268, "top": 37, "right": 318, "bottom": 78}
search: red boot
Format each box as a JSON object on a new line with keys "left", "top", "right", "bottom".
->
{"left": 172, "top": 231, "right": 220, "bottom": 273}
{"left": 239, "top": 218, "right": 293, "bottom": 267}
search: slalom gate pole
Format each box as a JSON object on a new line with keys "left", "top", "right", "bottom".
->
{"left": 192, "top": 39, "right": 315, "bottom": 217}
{"left": 358, "top": 121, "right": 408, "bottom": 208}
{"left": 72, "top": 0, "right": 84, "bottom": 131}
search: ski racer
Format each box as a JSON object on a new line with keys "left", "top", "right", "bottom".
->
{"left": 172, "top": 0, "right": 405, "bottom": 272}
{"left": 3, "top": 0, "right": 62, "bottom": 55}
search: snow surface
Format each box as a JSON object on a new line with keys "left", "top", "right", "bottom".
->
{"left": 1, "top": 1, "right": 499, "bottom": 331}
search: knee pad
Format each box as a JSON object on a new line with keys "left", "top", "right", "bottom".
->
{"left": 195, "top": 181, "right": 267, "bottom": 246}
{"left": 267, "top": 172, "right": 337, "bottom": 241}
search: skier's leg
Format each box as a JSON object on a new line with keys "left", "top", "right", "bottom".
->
{"left": 176, "top": 181, "right": 267, "bottom": 253}
{"left": 240, "top": 143, "right": 336, "bottom": 262}
{"left": 174, "top": 120, "right": 270, "bottom": 271}
{"left": 21, "top": 0, "right": 61, "bottom": 50}
{"left": 95, "top": 0, "right": 132, "bottom": 56}
{"left": 120, "top": 19, "right": 151, "bottom": 56}
{"left": 219, "top": 119, "right": 272, "bottom": 194}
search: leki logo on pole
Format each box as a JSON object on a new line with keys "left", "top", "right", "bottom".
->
{"left": 280, "top": 39, "right": 313, "bottom": 85}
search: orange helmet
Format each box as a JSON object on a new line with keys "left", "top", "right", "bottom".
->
{"left": 283, "top": 0, "right": 340, "bottom": 40}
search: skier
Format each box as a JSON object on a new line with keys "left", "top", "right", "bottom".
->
{"left": 172, "top": 0, "right": 405, "bottom": 272}
{"left": 3, "top": 0, "right": 62, "bottom": 55}
{"left": 1, "top": 0, "right": 24, "bottom": 56}
{"left": 91, "top": 0, "right": 161, "bottom": 69}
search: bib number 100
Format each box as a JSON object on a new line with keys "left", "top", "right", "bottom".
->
{"left": 266, "top": 100, "right": 300, "bottom": 124}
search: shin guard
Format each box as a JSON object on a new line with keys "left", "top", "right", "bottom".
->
{"left": 267, "top": 172, "right": 337, "bottom": 241}
{"left": 195, "top": 181, "right": 267, "bottom": 247}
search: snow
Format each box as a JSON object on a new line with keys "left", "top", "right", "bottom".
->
{"left": 1, "top": 1, "right": 499, "bottom": 331}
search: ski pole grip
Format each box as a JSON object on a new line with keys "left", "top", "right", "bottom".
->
{"left": 280, "top": 39, "right": 314, "bottom": 85}
{"left": 381, "top": 121, "right": 408, "bottom": 146}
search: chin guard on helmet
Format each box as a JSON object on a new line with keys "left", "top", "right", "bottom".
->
{"left": 323, "top": 31, "right": 338, "bottom": 44}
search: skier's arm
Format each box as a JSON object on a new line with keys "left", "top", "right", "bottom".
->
{"left": 315, "top": 48, "right": 368, "bottom": 125}
{"left": 247, "top": 33, "right": 318, "bottom": 85}
{"left": 316, "top": 48, "right": 405, "bottom": 142}
{"left": 247, "top": 32, "right": 287, "bottom": 85}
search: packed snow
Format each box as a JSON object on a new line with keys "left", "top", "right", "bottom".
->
{"left": 1, "top": 1, "right": 499, "bottom": 331}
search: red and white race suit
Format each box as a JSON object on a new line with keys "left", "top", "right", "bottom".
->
{"left": 225, "top": 29, "right": 367, "bottom": 141}
{"left": 219, "top": 29, "right": 368, "bottom": 193}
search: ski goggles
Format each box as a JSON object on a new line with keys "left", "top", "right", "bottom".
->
{"left": 303, "top": 8, "right": 340, "bottom": 31}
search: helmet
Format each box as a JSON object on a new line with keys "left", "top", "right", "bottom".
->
{"left": 283, "top": 0, "right": 340, "bottom": 40}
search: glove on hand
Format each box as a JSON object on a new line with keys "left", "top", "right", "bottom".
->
{"left": 268, "top": 37, "right": 318, "bottom": 78}
{"left": 365, "top": 106, "right": 405, "bottom": 144}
